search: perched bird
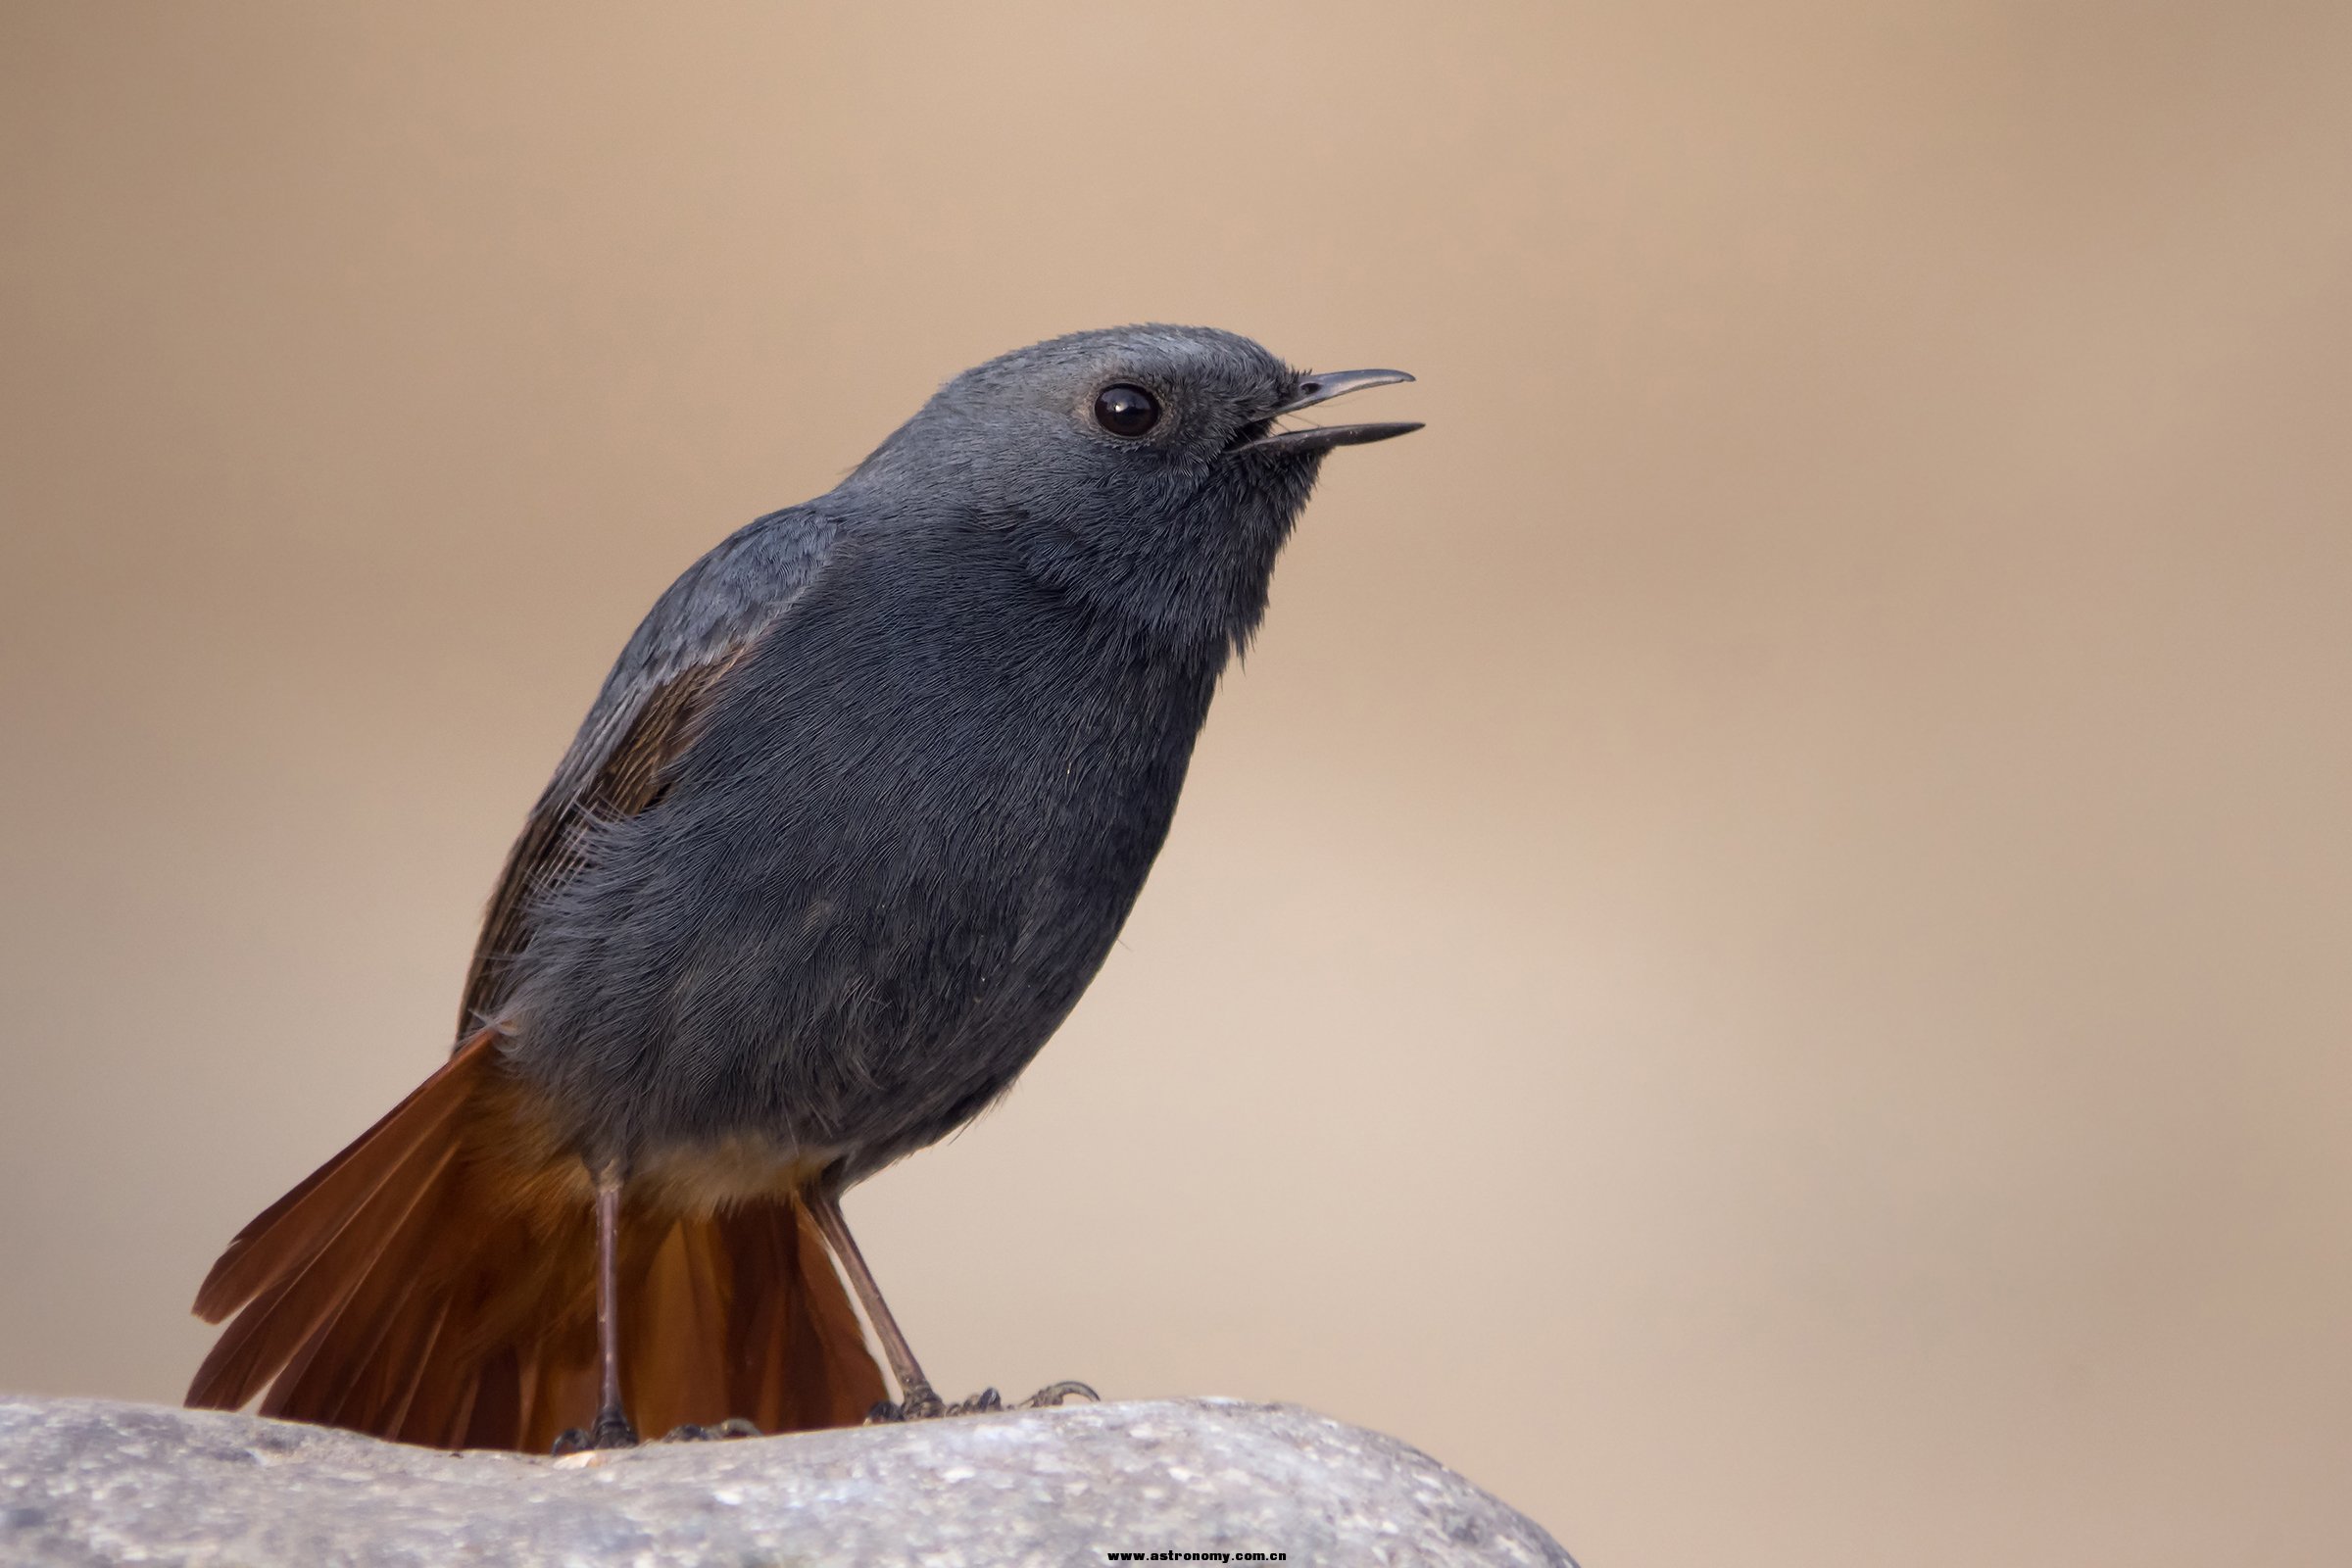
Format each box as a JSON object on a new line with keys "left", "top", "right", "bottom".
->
{"left": 186, "top": 324, "right": 1419, "bottom": 1452}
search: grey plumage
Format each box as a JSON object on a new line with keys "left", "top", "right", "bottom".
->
{"left": 466, "top": 323, "right": 1412, "bottom": 1186}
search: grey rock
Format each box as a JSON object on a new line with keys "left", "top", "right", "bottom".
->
{"left": 0, "top": 1395, "right": 1573, "bottom": 1567}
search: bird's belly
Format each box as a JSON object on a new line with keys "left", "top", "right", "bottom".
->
{"left": 509, "top": 794, "right": 1156, "bottom": 1177}
{"left": 628, "top": 1129, "right": 846, "bottom": 1215}
{"left": 658, "top": 877, "right": 1116, "bottom": 1174}
{"left": 507, "top": 633, "right": 1212, "bottom": 1177}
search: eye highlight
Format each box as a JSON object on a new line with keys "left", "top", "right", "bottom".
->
{"left": 1092, "top": 383, "right": 1161, "bottom": 438}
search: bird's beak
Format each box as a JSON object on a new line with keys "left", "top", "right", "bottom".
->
{"left": 1230, "top": 368, "right": 1422, "bottom": 455}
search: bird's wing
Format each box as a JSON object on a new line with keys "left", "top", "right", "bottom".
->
{"left": 455, "top": 505, "right": 844, "bottom": 1040}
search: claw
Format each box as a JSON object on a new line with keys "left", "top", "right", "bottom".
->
{"left": 552, "top": 1408, "right": 640, "bottom": 1455}
{"left": 865, "top": 1380, "right": 1098, "bottom": 1422}
{"left": 659, "top": 1417, "right": 762, "bottom": 1442}
{"left": 865, "top": 1383, "right": 947, "bottom": 1423}
{"left": 1021, "top": 1380, "right": 1100, "bottom": 1408}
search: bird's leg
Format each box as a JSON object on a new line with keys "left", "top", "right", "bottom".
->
{"left": 553, "top": 1170, "right": 640, "bottom": 1454}
{"left": 808, "top": 1187, "right": 947, "bottom": 1419}
{"left": 588, "top": 1173, "right": 639, "bottom": 1443}
{"left": 808, "top": 1187, "right": 1101, "bottom": 1421}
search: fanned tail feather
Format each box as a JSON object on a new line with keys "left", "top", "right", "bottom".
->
{"left": 187, "top": 1030, "right": 886, "bottom": 1450}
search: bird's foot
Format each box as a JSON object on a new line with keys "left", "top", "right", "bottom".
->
{"left": 1020, "top": 1380, "right": 1100, "bottom": 1408}
{"left": 865, "top": 1379, "right": 1099, "bottom": 1423}
{"left": 865, "top": 1382, "right": 947, "bottom": 1422}
{"left": 551, "top": 1406, "right": 640, "bottom": 1455}
{"left": 658, "top": 1418, "right": 763, "bottom": 1443}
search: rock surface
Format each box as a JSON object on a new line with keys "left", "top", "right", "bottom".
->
{"left": 0, "top": 1394, "right": 1572, "bottom": 1567}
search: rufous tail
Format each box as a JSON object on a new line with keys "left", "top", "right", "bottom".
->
{"left": 186, "top": 1030, "right": 886, "bottom": 1450}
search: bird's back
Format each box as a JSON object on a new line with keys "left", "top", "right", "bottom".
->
{"left": 459, "top": 503, "right": 850, "bottom": 1041}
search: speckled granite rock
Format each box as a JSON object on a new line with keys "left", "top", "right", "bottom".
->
{"left": 0, "top": 1394, "right": 1572, "bottom": 1567}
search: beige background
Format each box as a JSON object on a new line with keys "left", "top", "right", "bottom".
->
{"left": 4, "top": 3, "right": 2350, "bottom": 1562}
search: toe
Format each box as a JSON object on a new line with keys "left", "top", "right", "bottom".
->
{"left": 1022, "top": 1380, "right": 1100, "bottom": 1407}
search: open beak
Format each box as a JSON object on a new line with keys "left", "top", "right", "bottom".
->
{"left": 1230, "top": 368, "right": 1422, "bottom": 456}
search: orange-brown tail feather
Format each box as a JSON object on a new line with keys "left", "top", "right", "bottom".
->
{"left": 187, "top": 1030, "right": 887, "bottom": 1449}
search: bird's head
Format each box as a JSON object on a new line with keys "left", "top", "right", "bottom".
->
{"left": 852, "top": 324, "right": 1419, "bottom": 653}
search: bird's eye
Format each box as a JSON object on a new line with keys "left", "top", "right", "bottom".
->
{"left": 1092, "top": 383, "right": 1161, "bottom": 438}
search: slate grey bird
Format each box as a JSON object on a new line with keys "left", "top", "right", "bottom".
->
{"left": 185, "top": 324, "right": 1419, "bottom": 1452}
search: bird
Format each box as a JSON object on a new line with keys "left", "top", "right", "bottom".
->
{"left": 184, "top": 323, "right": 1420, "bottom": 1453}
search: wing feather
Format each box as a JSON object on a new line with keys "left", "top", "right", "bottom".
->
{"left": 456, "top": 506, "right": 842, "bottom": 1037}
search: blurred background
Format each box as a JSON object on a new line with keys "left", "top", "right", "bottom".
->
{"left": 3, "top": 3, "right": 2349, "bottom": 1562}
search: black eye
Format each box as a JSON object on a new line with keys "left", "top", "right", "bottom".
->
{"left": 1092, "top": 383, "right": 1160, "bottom": 437}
